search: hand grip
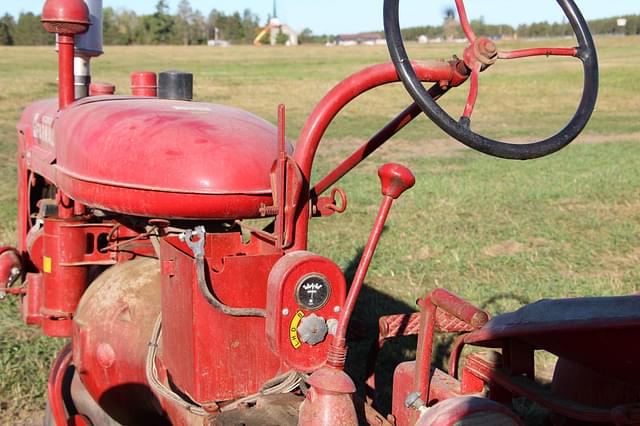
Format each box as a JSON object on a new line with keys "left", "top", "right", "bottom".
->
{"left": 378, "top": 163, "right": 415, "bottom": 199}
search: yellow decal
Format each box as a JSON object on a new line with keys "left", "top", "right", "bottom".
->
{"left": 43, "top": 256, "right": 52, "bottom": 273}
{"left": 289, "top": 310, "right": 305, "bottom": 349}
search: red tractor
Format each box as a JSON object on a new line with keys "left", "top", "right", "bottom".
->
{"left": 3, "top": 0, "right": 637, "bottom": 424}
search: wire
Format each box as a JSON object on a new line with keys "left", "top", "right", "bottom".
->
{"left": 183, "top": 226, "right": 267, "bottom": 318}
{"left": 145, "top": 315, "right": 305, "bottom": 416}
{"left": 146, "top": 315, "right": 209, "bottom": 416}
{"left": 195, "top": 256, "right": 267, "bottom": 317}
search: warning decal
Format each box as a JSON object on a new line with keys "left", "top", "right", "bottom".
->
{"left": 289, "top": 310, "right": 304, "bottom": 349}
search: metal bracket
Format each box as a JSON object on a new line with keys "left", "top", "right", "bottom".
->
{"left": 180, "top": 226, "right": 206, "bottom": 259}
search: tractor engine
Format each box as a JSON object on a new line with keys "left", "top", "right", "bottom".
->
{"left": 9, "top": 1, "right": 350, "bottom": 424}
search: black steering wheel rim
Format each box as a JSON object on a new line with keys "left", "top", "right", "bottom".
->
{"left": 383, "top": 0, "right": 599, "bottom": 160}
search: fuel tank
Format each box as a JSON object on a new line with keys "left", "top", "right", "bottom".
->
{"left": 19, "top": 96, "right": 284, "bottom": 219}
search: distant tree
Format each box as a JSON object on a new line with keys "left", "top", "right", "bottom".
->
{"left": 0, "top": 14, "right": 15, "bottom": 45}
{"left": 102, "top": 7, "right": 121, "bottom": 44}
{"left": 240, "top": 9, "right": 260, "bottom": 44}
{"left": 298, "top": 27, "right": 313, "bottom": 44}
{"left": 137, "top": 0, "right": 175, "bottom": 44}
{"left": 103, "top": 8, "right": 139, "bottom": 45}
{"left": 207, "top": 9, "right": 222, "bottom": 40}
{"left": 176, "top": 0, "right": 193, "bottom": 45}
{"left": 224, "top": 12, "right": 245, "bottom": 42}
{"left": 275, "top": 30, "right": 289, "bottom": 45}
{"left": 190, "top": 10, "right": 207, "bottom": 44}
{"left": 13, "top": 12, "right": 53, "bottom": 45}
{"left": 116, "top": 10, "right": 138, "bottom": 45}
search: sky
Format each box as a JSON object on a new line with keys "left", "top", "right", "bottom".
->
{"left": 3, "top": 1, "right": 638, "bottom": 35}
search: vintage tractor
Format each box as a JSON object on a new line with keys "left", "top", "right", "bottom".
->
{"left": 3, "top": 0, "right": 638, "bottom": 424}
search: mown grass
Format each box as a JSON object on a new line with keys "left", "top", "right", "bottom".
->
{"left": 0, "top": 35, "right": 638, "bottom": 423}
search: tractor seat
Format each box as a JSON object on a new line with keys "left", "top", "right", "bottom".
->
{"left": 463, "top": 295, "right": 640, "bottom": 383}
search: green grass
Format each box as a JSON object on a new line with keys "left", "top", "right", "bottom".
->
{"left": 0, "top": 36, "right": 639, "bottom": 422}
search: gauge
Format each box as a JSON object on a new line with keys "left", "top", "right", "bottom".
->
{"left": 295, "top": 274, "right": 331, "bottom": 310}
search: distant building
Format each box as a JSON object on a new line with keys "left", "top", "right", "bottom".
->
{"left": 336, "top": 32, "right": 386, "bottom": 46}
{"left": 207, "top": 39, "right": 230, "bottom": 47}
{"left": 254, "top": 1, "right": 299, "bottom": 46}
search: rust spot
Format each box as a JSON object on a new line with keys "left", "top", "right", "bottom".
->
{"left": 96, "top": 343, "right": 116, "bottom": 369}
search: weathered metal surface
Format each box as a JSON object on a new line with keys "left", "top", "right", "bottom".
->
{"left": 159, "top": 232, "right": 284, "bottom": 402}
{"left": 211, "top": 394, "right": 302, "bottom": 426}
{"left": 131, "top": 71, "right": 157, "bottom": 97}
{"left": 53, "top": 97, "right": 284, "bottom": 218}
{"left": 298, "top": 367, "right": 358, "bottom": 426}
{"left": 73, "top": 257, "right": 166, "bottom": 424}
{"left": 463, "top": 296, "right": 640, "bottom": 382}
{"left": 414, "top": 396, "right": 523, "bottom": 426}
{"left": 41, "top": 0, "right": 90, "bottom": 109}
{"left": 266, "top": 251, "right": 346, "bottom": 372}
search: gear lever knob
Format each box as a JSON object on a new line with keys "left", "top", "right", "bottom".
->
{"left": 378, "top": 163, "right": 416, "bottom": 199}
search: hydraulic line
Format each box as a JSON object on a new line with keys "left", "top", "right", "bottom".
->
{"left": 182, "top": 227, "right": 267, "bottom": 318}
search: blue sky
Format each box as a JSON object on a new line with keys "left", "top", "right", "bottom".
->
{"left": 3, "top": 1, "right": 638, "bottom": 35}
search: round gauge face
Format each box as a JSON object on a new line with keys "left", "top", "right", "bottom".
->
{"left": 295, "top": 274, "right": 331, "bottom": 310}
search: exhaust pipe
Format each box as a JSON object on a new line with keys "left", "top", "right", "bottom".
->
{"left": 41, "top": 0, "right": 91, "bottom": 109}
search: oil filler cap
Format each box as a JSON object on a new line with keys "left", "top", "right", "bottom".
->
{"left": 158, "top": 70, "right": 193, "bottom": 101}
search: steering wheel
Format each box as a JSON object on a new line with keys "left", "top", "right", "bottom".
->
{"left": 383, "top": 0, "right": 599, "bottom": 160}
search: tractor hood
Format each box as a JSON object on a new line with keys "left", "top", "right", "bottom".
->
{"left": 56, "top": 97, "right": 280, "bottom": 195}
{"left": 21, "top": 96, "right": 288, "bottom": 219}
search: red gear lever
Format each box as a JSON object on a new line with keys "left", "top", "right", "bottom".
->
{"left": 328, "top": 163, "right": 415, "bottom": 368}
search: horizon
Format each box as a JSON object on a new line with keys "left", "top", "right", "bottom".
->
{"left": 2, "top": 1, "right": 638, "bottom": 35}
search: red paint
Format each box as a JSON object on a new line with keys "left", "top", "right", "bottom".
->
{"left": 266, "top": 251, "right": 346, "bottom": 372}
{"left": 21, "top": 273, "right": 44, "bottom": 326}
{"left": 292, "top": 60, "right": 468, "bottom": 251}
{"left": 89, "top": 82, "right": 116, "bottom": 96}
{"left": 415, "top": 396, "right": 523, "bottom": 426}
{"left": 498, "top": 47, "right": 578, "bottom": 60}
{"left": 48, "top": 343, "right": 74, "bottom": 426}
{"left": 0, "top": 247, "right": 20, "bottom": 289}
{"left": 131, "top": 71, "right": 157, "bottom": 96}
{"left": 41, "top": 0, "right": 90, "bottom": 31}
{"left": 159, "top": 232, "right": 284, "bottom": 402}
{"left": 312, "top": 103, "right": 423, "bottom": 197}
{"left": 56, "top": 34, "right": 76, "bottom": 109}
{"left": 41, "top": 0, "right": 90, "bottom": 109}
{"left": 455, "top": 0, "right": 476, "bottom": 42}
{"left": 298, "top": 367, "right": 357, "bottom": 426}
{"left": 329, "top": 164, "right": 415, "bottom": 368}
{"left": 378, "top": 163, "right": 416, "bottom": 199}
{"left": 53, "top": 98, "right": 281, "bottom": 219}
{"left": 41, "top": 216, "right": 90, "bottom": 337}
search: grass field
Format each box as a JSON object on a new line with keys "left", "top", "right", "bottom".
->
{"left": 0, "top": 35, "right": 639, "bottom": 424}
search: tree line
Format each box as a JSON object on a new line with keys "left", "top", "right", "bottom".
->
{"left": 0, "top": 0, "right": 637, "bottom": 46}
{"left": 401, "top": 15, "right": 639, "bottom": 41}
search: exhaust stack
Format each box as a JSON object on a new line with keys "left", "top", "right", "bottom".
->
{"left": 41, "top": 0, "right": 91, "bottom": 109}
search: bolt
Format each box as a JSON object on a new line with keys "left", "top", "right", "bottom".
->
{"left": 333, "top": 306, "right": 341, "bottom": 313}
{"left": 282, "top": 308, "right": 289, "bottom": 316}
